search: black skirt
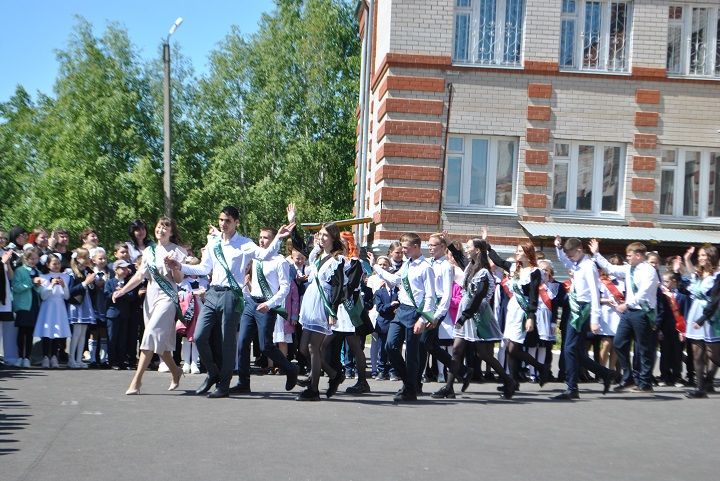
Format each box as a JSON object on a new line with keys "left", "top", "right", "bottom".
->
{"left": 14, "top": 291, "right": 40, "bottom": 328}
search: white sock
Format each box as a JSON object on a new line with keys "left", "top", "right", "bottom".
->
{"left": 191, "top": 342, "right": 199, "bottom": 364}
{"left": 537, "top": 346, "right": 547, "bottom": 365}
{"left": 76, "top": 325, "right": 88, "bottom": 363}
{"left": 88, "top": 339, "right": 97, "bottom": 363}
{"left": 181, "top": 338, "right": 191, "bottom": 364}
{"left": 99, "top": 340, "right": 108, "bottom": 363}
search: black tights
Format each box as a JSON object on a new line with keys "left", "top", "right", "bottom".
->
{"left": 41, "top": 338, "right": 63, "bottom": 358}
{"left": 445, "top": 340, "right": 510, "bottom": 389}
{"left": 300, "top": 330, "right": 335, "bottom": 392}
{"left": 323, "top": 332, "right": 368, "bottom": 382}
{"left": 692, "top": 340, "right": 720, "bottom": 391}
{"left": 506, "top": 340, "right": 544, "bottom": 381}
{"left": 17, "top": 326, "right": 34, "bottom": 359}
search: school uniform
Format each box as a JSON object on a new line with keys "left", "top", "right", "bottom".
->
{"left": 657, "top": 285, "right": 689, "bottom": 385}
{"left": 373, "top": 283, "right": 399, "bottom": 378}
{"left": 418, "top": 256, "right": 454, "bottom": 388}
{"left": 104, "top": 276, "right": 136, "bottom": 368}
{"left": 0, "top": 248, "right": 19, "bottom": 364}
{"left": 373, "top": 256, "right": 436, "bottom": 399}
{"left": 594, "top": 254, "right": 659, "bottom": 390}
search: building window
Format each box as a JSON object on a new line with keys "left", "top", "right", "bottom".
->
{"left": 453, "top": 0, "right": 525, "bottom": 67}
{"left": 559, "top": 1, "right": 633, "bottom": 72}
{"left": 666, "top": 5, "right": 720, "bottom": 78}
{"left": 660, "top": 148, "right": 720, "bottom": 219}
{"left": 445, "top": 135, "right": 518, "bottom": 209}
{"left": 552, "top": 141, "right": 625, "bottom": 214}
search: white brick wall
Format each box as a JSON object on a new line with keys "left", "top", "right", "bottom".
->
{"left": 388, "top": 0, "right": 454, "bottom": 56}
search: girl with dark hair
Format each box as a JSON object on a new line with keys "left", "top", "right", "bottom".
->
{"left": 288, "top": 205, "right": 346, "bottom": 401}
{"left": 683, "top": 244, "right": 720, "bottom": 398}
{"left": 433, "top": 239, "right": 516, "bottom": 399}
{"left": 113, "top": 217, "right": 186, "bottom": 394}
{"left": 126, "top": 220, "right": 154, "bottom": 262}
{"left": 485, "top": 230, "right": 549, "bottom": 388}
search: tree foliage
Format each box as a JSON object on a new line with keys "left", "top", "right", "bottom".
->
{"left": 0, "top": 0, "right": 359, "bottom": 251}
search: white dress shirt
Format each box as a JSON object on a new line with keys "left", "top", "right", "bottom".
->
{"left": 556, "top": 247, "right": 601, "bottom": 326}
{"left": 594, "top": 254, "right": 659, "bottom": 310}
{"left": 250, "top": 255, "right": 290, "bottom": 308}
{"left": 373, "top": 255, "right": 436, "bottom": 316}
{"left": 181, "top": 233, "right": 280, "bottom": 288}
{"left": 431, "top": 256, "right": 454, "bottom": 321}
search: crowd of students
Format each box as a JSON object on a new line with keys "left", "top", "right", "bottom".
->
{"left": 1, "top": 206, "right": 718, "bottom": 401}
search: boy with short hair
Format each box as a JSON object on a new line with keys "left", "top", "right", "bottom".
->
{"left": 105, "top": 260, "right": 135, "bottom": 370}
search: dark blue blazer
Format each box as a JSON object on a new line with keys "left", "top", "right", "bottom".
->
{"left": 104, "top": 277, "right": 136, "bottom": 319}
{"left": 373, "top": 284, "right": 399, "bottom": 335}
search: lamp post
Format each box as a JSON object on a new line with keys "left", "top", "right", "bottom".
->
{"left": 163, "top": 17, "right": 183, "bottom": 217}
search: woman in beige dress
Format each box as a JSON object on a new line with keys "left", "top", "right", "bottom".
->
{"left": 113, "top": 217, "right": 186, "bottom": 394}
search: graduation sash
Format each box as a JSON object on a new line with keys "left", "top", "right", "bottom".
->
{"left": 255, "top": 260, "right": 288, "bottom": 319}
{"left": 400, "top": 261, "right": 435, "bottom": 323}
{"left": 314, "top": 255, "right": 337, "bottom": 318}
{"left": 538, "top": 284, "right": 552, "bottom": 310}
{"left": 568, "top": 288, "right": 591, "bottom": 331}
{"left": 662, "top": 289, "right": 686, "bottom": 333}
{"left": 601, "top": 277, "right": 625, "bottom": 303}
{"left": 342, "top": 292, "right": 365, "bottom": 327}
{"left": 213, "top": 241, "right": 245, "bottom": 314}
{"left": 473, "top": 302, "right": 498, "bottom": 339}
{"left": 148, "top": 246, "right": 182, "bottom": 318}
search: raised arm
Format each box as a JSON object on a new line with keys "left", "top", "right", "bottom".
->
{"left": 554, "top": 235, "right": 574, "bottom": 270}
{"left": 590, "top": 239, "right": 625, "bottom": 278}
{"left": 487, "top": 246, "right": 513, "bottom": 273}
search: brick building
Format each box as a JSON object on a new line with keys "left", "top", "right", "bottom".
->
{"left": 353, "top": 0, "right": 720, "bottom": 256}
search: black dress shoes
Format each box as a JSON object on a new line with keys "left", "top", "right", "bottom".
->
{"left": 602, "top": 371, "right": 616, "bottom": 395}
{"left": 461, "top": 368, "right": 473, "bottom": 392}
{"left": 613, "top": 380, "right": 635, "bottom": 393}
{"left": 326, "top": 371, "right": 345, "bottom": 398}
{"left": 208, "top": 388, "right": 229, "bottom": 398}
{"left": 685, "top": 389, "right": 708, "bottom": 399}
{"left": 296, "top": 388, "right": 321, "bottom": 401}
{"left": 501, "top": 380, "right": 518, "bottom": 400}
{"left": 393, "top": 390, "right": 417, "bottom": 403}
{"left": 285, "top": 366, "right": 299, "bottom": 391}
{"left": 229, "top": 383, "right": 251, "bottom": 394}
{"left": 345, "top": 380, "right": 371, "bottom": 394}
{"left": 195, "top": 375, "right": 219, "bottom": 395}
{"left": 431, "top": 386, "right": 456, "bottom": 399}
{"left": 553, "top": 389, "right": 580, "bottom": 400}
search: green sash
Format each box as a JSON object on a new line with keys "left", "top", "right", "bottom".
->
{"left": 400, "top": 260, "right": 435, "bottom": 323}
{"left": 342, "top": 292, "right": 364, "bottom": 327}
{"left": 213, "top": 241, "right": 245, "bottom": 314}
{"left": 629, "top": 266, "right": 656, "bottom": 323}
{"left": 148, "top": 246, "right": 182, "bottom": 318}
{"left": 568, "top": 288, "right": 591, "bottom": 331}
{"left": 473, "top": 302, "right": 497, "bottom": 339}
{"left": 315, "top": 255, "right": 337, "bottom": 319}
{"left": 255, "top": 260, "right": 288, "bottom": 319}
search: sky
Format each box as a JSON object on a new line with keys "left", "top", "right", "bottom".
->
{"left": 0, "top": 0, "right": 277, "bottom": 102}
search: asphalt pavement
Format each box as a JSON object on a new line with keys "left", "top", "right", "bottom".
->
{"left": 1, "top": 365, "right": 718, "bottom": 481}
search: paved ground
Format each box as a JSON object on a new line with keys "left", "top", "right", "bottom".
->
{"left": 1, "top": 365, "right": 718, "bottom": 481}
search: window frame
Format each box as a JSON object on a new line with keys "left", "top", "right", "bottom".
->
{"left": 666, "top": 4, "right": 720, "bottom": 79}
{"left": 551, "top": 140, "right": 626, "bottom": 216}
{"left": 443, "top": 134, "right": 519, "bottom": 212}
{"left": 659, "top": 147, "right": 720, "bottom": 220}
{"left": 559, "top": 0, "right": 634, "bottom": 73}
{"left": 452, "top": 0, "right": 526, "bottom": 67}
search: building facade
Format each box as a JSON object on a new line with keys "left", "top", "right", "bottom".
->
{"left": 354, "top": 0, "right": 720, "bottom": 254}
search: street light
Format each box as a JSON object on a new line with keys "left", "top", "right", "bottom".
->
{"left": 163, "top": 17, "right": 183, "bottom": 217}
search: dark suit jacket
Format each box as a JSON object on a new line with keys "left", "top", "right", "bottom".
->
{"left": 373, "top": 284, "right": 399, "bottom": 335}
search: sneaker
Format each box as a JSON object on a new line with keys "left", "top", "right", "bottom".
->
{"left": 190, "top": 362, "right": 200, "bottom": 374}
{"left": 182, "top": 363, "right": 191, "bottom": 374}
{"left": 22, "top": 358, "right": 31, "bottom": 368}
{"left": 41, "top": 356, "right": 50, "bottom": 368}
{"left": 78, "top": 361, "right": 89, "bottom": 369}
{"left": 50, "top": 356, "right": 59, "bottom": 369}
{"left": 158, "top": 361, "right": 170, "bottom": 373}
{"left": 389, "top": 374, "right": 400, "bottom": 381}
{"left": 13, "top": 358, "right": 24, "bottom": 368}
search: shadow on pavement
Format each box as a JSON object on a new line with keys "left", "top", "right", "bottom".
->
{"left": 0, "top": 368, "right": 42, "bottom": 456}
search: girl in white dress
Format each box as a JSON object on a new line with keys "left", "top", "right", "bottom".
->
{"left": 683, "top": 245, "right": 720, "bottom": 398}
{"left": 34, "top": 254, "right": 71, "bottom": 368}
{"left": 432, "top": 239, "right": 516, "bottom": 399}
{"left": 292, "top": 219, "right": 345, "bottom": 401}
{"left": 487, "top": 237, "right": 549, "bottom": 387}
{"left": 113, "top": 217, "right": 186, "bottom": 395}
{"left": 597, "top": 270, "right": 624, "bottom": 371}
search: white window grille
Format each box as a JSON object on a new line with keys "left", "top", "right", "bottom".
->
{"left": 551, "top": 141, "right": 625, "bottom": 215}
{"left": 660, "top": 148, "right": 720, "bottom": 219}
{"left": 666, "top": 5, "right": 720, "bottom": 78}
{"left": 559, "top": 1, "right": 633, "bottom": 72}
{"left": 453, "top": 0, "right": 525, "bottom": 67}
{"left": 445, "top": 135, "right": 519, "bottom": 210}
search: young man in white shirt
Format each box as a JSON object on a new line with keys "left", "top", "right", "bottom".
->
{"left": 234, "top": 227, "right": 297, "bottom": 395}
{"left": 554, "top": 236, "right": 615, "bottom": 400}
{"left": 590, "top": 239, "right": 659, "bottom": 393}
{"left": 368, "top": 233, "right": 436, "bottom": 402}
{"left": 166, "top": 206, "right": 294, "bottom": 398}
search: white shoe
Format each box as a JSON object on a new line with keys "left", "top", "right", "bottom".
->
{"left": 158, "top": 361, "right": 170, "bottom": 373}
{"left": 190, "top": 362, "right": 200, "bottom": 374}
{"left": 50, "top": 356, "right": 60, "bottom": 368}
{"left": 41, "top": 356, "right": 50, "bottom": 368}
{"left": 22, "top": 358, "right": 31, "bottom": 368}
{"left": 13, "top": 358, "right": 24, "bottom": 368}
{"left": 182, "top": 363, "right": 191, "bottom": 374}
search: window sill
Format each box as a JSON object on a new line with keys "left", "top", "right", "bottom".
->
{"left": 657, "top": 218, "right": 720, "bottom": 228}
{"left": 451, "top": 62, "right": 523, "bottom": 70}
{"left": 443, "top": 207, "right": 517, "bottom": 217}
{"left": 550, "top": 213, "right": 626, "bottom": 225}
{"left": 667, "top": 74, "right": 720, "bottom": 81}
{"left": 558, "top": 68, "right": 631, "bottom": 76}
